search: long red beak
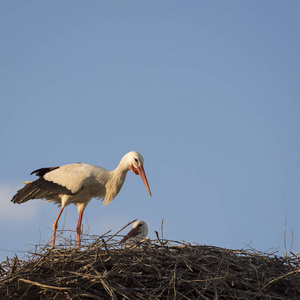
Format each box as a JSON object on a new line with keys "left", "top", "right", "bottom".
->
{"left": 137, "top": 165, "right": 152, "bottom": 197}
{"left": 120, "top": 228, "right": 138, "bottom": 244}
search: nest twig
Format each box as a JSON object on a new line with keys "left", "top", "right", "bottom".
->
{"left": 1, "top": 227, "right": 300, "bottom": 299}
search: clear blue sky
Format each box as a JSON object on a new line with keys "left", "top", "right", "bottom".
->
{"left": 1, "top": 1, "right": 299, "bottom": 261}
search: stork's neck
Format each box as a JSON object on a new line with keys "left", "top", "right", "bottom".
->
{"left": 113, "top": 154, "right": 131, "bottom": 176}
{"left": 102, "top": 155, "right": 131, "bottom": 206}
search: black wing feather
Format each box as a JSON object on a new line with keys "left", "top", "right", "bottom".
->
{"left": 30, "top": 167, "right": 59, "bottom": 177}
{"left": 11, "top": 177, "right": 73, "bottom": 204}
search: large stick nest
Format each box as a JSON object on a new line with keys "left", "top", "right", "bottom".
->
{"left": 1, "top": 225, "right": 300, "bottom": 299}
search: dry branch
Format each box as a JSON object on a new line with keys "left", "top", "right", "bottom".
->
{"left": 0, "top": 229, "right": 300, "bottom": 300}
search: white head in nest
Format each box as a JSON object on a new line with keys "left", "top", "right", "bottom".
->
{"left": 120, "top": 220, "right": 148, "bottom": 244}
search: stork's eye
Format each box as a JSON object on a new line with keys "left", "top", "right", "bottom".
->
{"left": 134, "top": 158, "right": 138, "bottom": 163}
{"left": 137, "top": 223, "right": 143, "bottom": 228}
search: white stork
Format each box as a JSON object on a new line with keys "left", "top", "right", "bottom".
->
{"left": 120, "top": 220, "right": 148, "bottom": 244}
{"left": 11, "top": 151, "right": 151, "bottom": 247}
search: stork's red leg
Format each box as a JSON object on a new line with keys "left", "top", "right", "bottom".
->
{"left": 52, "top": 207, "right": 64, "bottom": 246}
{"left": 76, "top": 209, "right": 83, "bottom": 247}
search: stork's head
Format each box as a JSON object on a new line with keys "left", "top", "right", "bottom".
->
{"left": 120, "top": 220, "right": 148, "bottom": 244}
{"left": 126, "top": 151, "right": 152, "bottom": 197}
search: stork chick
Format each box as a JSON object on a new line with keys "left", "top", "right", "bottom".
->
{"left": 120, "top": 220, "right": 148, "bottom": 244}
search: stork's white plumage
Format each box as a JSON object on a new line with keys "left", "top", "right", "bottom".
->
{"left": 120, "top": 220, "right": 148, "bottom": 244}
{"left": 12, "top": 151, "right": 151, "bottom": 246}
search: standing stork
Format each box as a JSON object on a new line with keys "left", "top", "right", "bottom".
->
{"left": 11, "top": 151, "right": 151, "bottom": 247}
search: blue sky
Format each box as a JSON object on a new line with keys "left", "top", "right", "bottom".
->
{"left": 1, "top": 1, "right": 299, "bottom": 261}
